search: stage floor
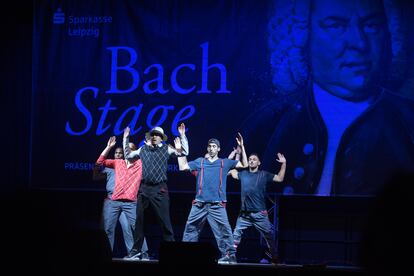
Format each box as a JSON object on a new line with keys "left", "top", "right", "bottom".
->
{"left": 112, "top": 258, "right": 364, "bottom": 274}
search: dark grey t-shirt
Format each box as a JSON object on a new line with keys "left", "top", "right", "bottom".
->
{"left": 238, "top": 170, "right": 274, "bottom": 212}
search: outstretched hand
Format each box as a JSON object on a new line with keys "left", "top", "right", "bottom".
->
{"left": 144, "top": 136, "right": 151, "bottom": 146}
{"left": 123, "top": 126, "right": 130, "bottom": 139}
{"left": 236, "top": 132, "right": 244, "bottom": 147}
{"left": 174, "top": 137, "right": 182, "bottom": 150}
{"left": 107, "top": 136, "right": 116, "bottom": 148}
{"left": 276, "top": 153, "right": 286, "bottom": 163}
{"left": 229, "top": 145, "right": 241, "bottom": 157}
{"left": 178, "top": 123, "right": 186, "bottom": 136}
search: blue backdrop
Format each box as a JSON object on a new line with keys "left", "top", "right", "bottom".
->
{"left": 31, "top": 0, "right": 414, "bottom": 196}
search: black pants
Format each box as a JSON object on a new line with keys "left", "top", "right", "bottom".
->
{"left": 131, "top": 182, "right": 175, "bottom": 252}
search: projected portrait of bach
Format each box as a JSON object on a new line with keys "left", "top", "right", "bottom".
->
{"left": 257, "top": 0, "right": 414, "bottom": 196}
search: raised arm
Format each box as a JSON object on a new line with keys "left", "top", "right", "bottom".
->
{"left": 100, "top": 136, "right": 116, "bottom": 158}
{"left": 96, "top": 136, "right": 117, "bottom": 168}
{"left": 174, "top": 137, "right": 190, "bottom": 170}
{"left": 178, "top": 156, "right": 190, "bottom": 171}
{"left": 174, "top": 137, "right": 190, "bottom": 171}
{"left": 228, "top": 145, "right": 241, "bottom": 161}
{"left": 273, "top": 153, "right": 287, "bottom": 182}
{"left": 123, "top": 126, "right": 141, "bottom": 160}
{"left": 168, "top": 123, "right": 189, "bottom": 156}
{"left": 235, "top": 133, "right": 248, "bottom": 169}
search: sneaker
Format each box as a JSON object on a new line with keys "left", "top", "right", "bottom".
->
{"left": 218, "top": 255, "right": 237, "bottom": 264}
{"left": 260, "top": 258, "right": 270, "bottom": 264}
{"left": 123, "top": 250, "right": 142, "bottom": 260}
{"left": 140, "top": 252, "right": 150, "bottom": 261}
{"left": 260, "top": 256, "right": 279, "bottom": 264}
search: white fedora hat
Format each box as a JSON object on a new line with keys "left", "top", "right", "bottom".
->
{"left": 145, "top": 126, "right": 168, "bottom": 141}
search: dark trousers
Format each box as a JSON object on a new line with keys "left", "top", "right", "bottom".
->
{"left": 233, "top": 210, "right": 276, "bottom": 259}
{"left": 131, "top": 183, "right": 175, "bottom": 253}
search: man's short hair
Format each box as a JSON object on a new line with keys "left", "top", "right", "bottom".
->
{"left": 249, "top": 153, "right": 260, "bottom": 161}
{"left": 207, "top": 138, "right": 220, "bottom": 148}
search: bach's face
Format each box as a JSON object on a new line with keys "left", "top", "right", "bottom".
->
{"left": 310, "top": 0, "right": 387, "bottom": 101}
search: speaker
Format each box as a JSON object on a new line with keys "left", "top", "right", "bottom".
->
{"left": 159, "top": 241, "right": 217, "bottom": 268}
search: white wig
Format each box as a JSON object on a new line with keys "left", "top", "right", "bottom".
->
{"left": 268, "top": 0, "right": 411, "bottom": 96}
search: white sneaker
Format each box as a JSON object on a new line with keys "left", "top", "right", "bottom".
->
{"left": 218, "top": 255, "right": 237, "bottom": 264}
